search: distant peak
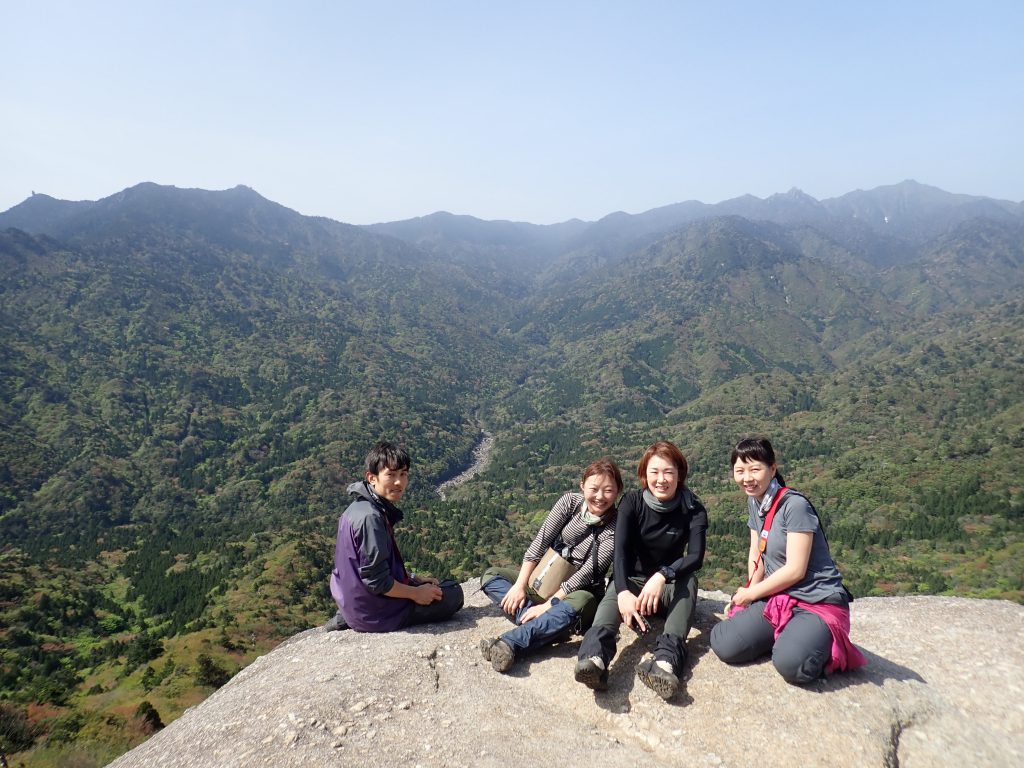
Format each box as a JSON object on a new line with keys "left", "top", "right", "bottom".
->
{"left": 19, "top": 192, "right": 60, "bottom": 204}
{"left": 226, "top": 184, "right": 262, "bottom": 197}
{"left": 771, "top": 187, "right": 816, "bottom": 200}
{"left": 125, "top": 181, "right": 162, "bottom": 193}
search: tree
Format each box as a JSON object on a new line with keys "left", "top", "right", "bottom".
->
{"left": 134, "top": 700, "right": 164, "bottom": 734}
{"left": 125, "top": 632, "right": 164, "bottom": 671}
{"left": 0, "top": 703, "right": 35, "bottom": 753}
{"left": 141, "top": 665, "right": 158, "bottom": 692}
{"left": 195, "top": 654, "right": 230, "bottom": 689}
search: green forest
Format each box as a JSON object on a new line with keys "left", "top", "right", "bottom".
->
{"left": 0, "top": 182, "right": 1022, "bottom": 766}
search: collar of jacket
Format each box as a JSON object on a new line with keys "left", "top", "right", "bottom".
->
{"left": 349, "top": 480, "right": 405, "bottom": 524}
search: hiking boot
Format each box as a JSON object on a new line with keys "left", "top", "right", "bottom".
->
{"left": 636, "top": 657, "right": 679, "bottom": 700}
{"left": 479, "top": 637, "right": 498, "bottom": 662}
{"left": 574, "top": 656, "right": 609, "bottom": 691}
{"left": 324, "top": 612, "right": 349, "bottom": 632}
{"left": 488, "top": 639, "right": 515, "bottom": 673}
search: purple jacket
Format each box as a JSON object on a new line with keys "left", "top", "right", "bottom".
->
{"left": 329, "top": 481, "right": 412, "bottom": 632}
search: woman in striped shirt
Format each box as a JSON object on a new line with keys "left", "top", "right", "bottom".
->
{"left": 479, "top": 458, "right": 622, "bottom": 673}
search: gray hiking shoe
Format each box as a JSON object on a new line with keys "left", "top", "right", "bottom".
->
{"left": 636, "top": 657, "right": 679, "bottom": 700}
{"left": 574, "top": 655, "right": 608, "bottom": 691}
{"left": 479, "top": 637, "right": 498, "bottom": 662}
{"left": 488, "top": 639, "right": 515, "bottom": 673}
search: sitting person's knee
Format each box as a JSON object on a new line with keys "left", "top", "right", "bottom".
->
{"left": 772, "top": 645, "right": 827, "bottom": 685}
{"left": 446, "top": 582, "right": 465, "bottom": 611}
{"left": 710, "top": 621, "right": 747, "bottom": 663}
{"left": 480, "top": 569, "right": 508, "bottom": 594}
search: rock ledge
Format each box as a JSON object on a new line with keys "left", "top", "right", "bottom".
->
{"left": 108, "top": 584, "right": 1024, "bottom": 767}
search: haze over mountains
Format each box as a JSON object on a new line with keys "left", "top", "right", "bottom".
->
{"left": 1, "top": 179, "right": 1022, "bottom": 765}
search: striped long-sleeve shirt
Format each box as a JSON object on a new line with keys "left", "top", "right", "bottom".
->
{"left": 523, "top": 492, "right": 617, "bottom": 595}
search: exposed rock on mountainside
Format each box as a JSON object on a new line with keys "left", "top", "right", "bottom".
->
{"left": 108, "top": 582, "right": 1023, "bottom": 768}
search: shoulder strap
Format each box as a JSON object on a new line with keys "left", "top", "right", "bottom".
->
{"left": 758, "top": 487, "right": 789, "bottom": 553}
{"left": 588, "top": 525, "right": 601, "bottom": 583}
{"left": 744, "top": 487, "right": 788, "bottom": 588}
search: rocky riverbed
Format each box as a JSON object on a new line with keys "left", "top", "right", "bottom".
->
{"left": 436, "top": 432, "right": 494, "bottom": 500}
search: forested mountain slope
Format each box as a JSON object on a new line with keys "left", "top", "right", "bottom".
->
{"left": 0, "top": 182, "right": 1021, "bottom": 767}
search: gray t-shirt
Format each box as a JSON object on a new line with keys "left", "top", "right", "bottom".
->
{"left": 747, "top": 489, "right": 847, "bottom": 604}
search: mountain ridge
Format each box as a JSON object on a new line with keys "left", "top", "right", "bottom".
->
{"left": 6, "top": 178, "right": 1021, "bottom": 244}
{"left": 1, "top": 179, "right": 1022, "bottom": 767}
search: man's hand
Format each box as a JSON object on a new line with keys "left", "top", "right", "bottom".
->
{"left": 618, "top": 590, "right": 646, "bottom": 630}
{"left": 411, "top": 583, "right": 442, "bottom": 605}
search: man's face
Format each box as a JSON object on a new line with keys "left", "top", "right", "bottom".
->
{"left": 367, "top": 466, "right": 409, "bottom": 503}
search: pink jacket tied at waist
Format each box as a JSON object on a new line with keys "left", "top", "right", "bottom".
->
{"left": 731, "top": 594, "right": 867, "bottom": 674}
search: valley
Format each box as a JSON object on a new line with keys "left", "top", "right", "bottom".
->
{"left": 0, "top": 180, "right": 1021, "bottom": 766}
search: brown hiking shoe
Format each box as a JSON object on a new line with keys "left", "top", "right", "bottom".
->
{"left": 488, "top": 639, "right": 515, "bottom": 673}
{"left": 479, "top": 637, "right": 498, "bottom": 661}
{"left": 574, "top": 656, "right": 609, "bottom": 691}
{"left": 636, "top": 657, "right": 679, "bottom": 700}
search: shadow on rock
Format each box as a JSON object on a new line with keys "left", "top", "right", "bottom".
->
{"left": 587, "top": 615, "right": 706, "bottom": 712}
{"left": 809, "top": 648, "right": 926, "bottom": 692}
{"left": 504, "top": 639, "right": 582, "bottom": 678}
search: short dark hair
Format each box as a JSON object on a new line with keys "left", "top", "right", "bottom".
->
{"left": 730, "top": 437, "right": 786, "bottom": 485}
{"left": 582, "top": 457, "right": 624, "bottom": 493}
{"left": 730, "top": 436, "right": 776, "bottom": 468}
{"left": 637, "top": 441, "right": 688, "bottom": 488}
{"left": 364, "top": 441, "right": 411, "bottom": 475}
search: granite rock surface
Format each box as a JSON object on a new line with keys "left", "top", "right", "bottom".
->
{"left": 107, "top": 582, "right": 1024, "bottom": 768}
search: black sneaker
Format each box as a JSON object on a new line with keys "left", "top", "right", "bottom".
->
{"left": 636, "top": 657, "right": 678, "bottom": 700}
{"left": 488, "top": 639, "right": 515, "bottom": 673}
{"left": 574, "top": 656, "right": 609, "bottom": 691}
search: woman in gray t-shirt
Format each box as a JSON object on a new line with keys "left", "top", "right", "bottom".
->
{"left": 710, "top": 437, "right": 865, "bottom": 684}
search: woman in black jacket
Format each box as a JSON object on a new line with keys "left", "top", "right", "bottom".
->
{"left": 574, "top": 440, "right": 707, "bottom": 699}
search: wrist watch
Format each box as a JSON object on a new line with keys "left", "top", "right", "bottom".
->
{"left": 658, "top": 566, "right": 676, "bottom": 582}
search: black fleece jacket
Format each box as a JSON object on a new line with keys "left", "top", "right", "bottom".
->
{"left": 612, "top": 487, "right": 708, "bottom": 593}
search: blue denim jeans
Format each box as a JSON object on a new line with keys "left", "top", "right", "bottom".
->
{"left": 481, "top": 569, "right": 598, "bottom": 657}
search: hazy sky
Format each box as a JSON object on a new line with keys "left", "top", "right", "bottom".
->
{"left": 2, "top": 2, "right": 1022, "bottom": 224}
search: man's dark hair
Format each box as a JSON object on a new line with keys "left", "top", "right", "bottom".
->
{"left": 364, "top": 441, "right": 411, "bottom": 475}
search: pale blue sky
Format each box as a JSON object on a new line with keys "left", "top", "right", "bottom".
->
{"left": 2, "top": 1, "right": 1022, "bottom": 224}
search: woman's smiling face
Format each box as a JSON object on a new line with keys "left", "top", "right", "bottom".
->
{"left": 645, "top": 454, "right": 680, "bottom": 501}
{"left": 580, "top": 473, "right": 619, "bottom": 517}
{"left": 732, "top": 457, "right": 776, "bottom": 500}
